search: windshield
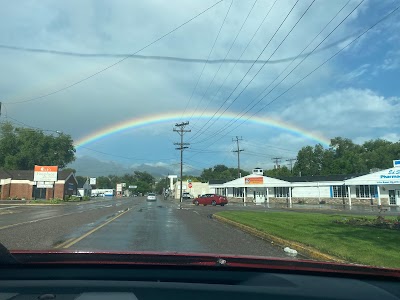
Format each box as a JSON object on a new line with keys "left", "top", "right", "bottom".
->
{"left": 0, "top": 0, "right": 399, "bottom": 270}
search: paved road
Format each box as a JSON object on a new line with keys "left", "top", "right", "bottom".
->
{"left": 0, "top": 197, "right": 298, "bottom": 259}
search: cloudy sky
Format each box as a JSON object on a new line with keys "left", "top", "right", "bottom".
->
{"left": 1, "top": 0, "right": 400, "bottom": 175}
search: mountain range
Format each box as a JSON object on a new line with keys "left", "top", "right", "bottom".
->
{"left": 68, "top": 156, "right": 201, "bottom": 178}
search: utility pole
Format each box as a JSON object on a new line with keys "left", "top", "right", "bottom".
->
{"left": 232, "top": 136, "right": 244, "bottom": 178}
{"left": 286, "top": 158, "right": 296, "bottom": 173}
{"left": 173, "top": 121, "right": 191, "bottom": 208}
{"left": 272, "top": 157, "right": 282, "bottom": 169}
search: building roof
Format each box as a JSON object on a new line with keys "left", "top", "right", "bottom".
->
{"left": 277, "top": 174, "right": 366, "bottom": 183}
{"left": 208, "top": 179, "right": 228, "bottom": 184}
{"left": 0, "top": 170, "right": 12, "bottom": 179}
{"left": 0, "top": 169, "right": 74, "bottom": 181}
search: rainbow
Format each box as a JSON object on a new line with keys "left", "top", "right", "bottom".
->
{"left": 74, "top": 111, "right": 331, "bottom": 149}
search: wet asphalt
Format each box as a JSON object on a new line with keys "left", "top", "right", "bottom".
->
{"left": 0, "top": 197, "right": 297, "bottom": 259}
{"left": 1, "top": 197, "right": 397, "bottom": 259}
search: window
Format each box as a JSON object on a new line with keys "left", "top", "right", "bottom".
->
{"left": 233, "top": 187, "right": 244, "bottom": 197}
{"left": 356, "top": 185, "right": 378, "bottom": 198}
{"left": 332, "top": 185, "right": 348, "bottom": 198}
{"left": 274, "top": 187, "right": 289, "bottom": 198}
{"left": 215, "top": 188, "right": 226, "bottom": 196}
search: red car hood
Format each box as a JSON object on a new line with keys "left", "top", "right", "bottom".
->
{"left": 7, "top": 250, "right": 400, "bottom": 279}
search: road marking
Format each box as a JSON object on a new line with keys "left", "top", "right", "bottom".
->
{"left": 0, "top": 204, "right": 131, "bottom": 231}
{"left": 54, "top": 237, "right": 75, "bottom": 249}
{"left": 0, "top": 206, "right": 18, "bottom": 210}
{"left": 193, "top": 211, "right": 200, "bottom": 215}
{"left": 0, "top": 212, "right": 77, "bottom": 230}
{"left": 61, "top": 209, "right": 131, "bottom": 249}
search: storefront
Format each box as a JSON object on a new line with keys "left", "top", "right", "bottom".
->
{"left": 344, "top": 161, "right": 400, "bottom": 206}
{"left": 209, "top": 163, "right": 400, "bottom": 207}
{"left": 210, "top": 169, "right": 291, "bottom": 204}
{"left": 0, "top": 170, "right": 77, "bottom": 200}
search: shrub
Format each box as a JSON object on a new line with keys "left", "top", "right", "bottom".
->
{"left": 67, "top": 195, "right": 82, "bottom": 202}
{"left": 334, "top": 216, "right": 400, "bottom": 230}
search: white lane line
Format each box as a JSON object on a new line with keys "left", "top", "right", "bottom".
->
{"left": 0, "top": 206, "right": 18, "bottom": 210}
{"left": 0, "top": 204, "right": 132, "bottom": 230}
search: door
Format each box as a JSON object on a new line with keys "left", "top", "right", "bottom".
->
{"left": 396, "top": 190, "right": 400, "bottom": 206}
{"left": 255, "top": 191, "right": 265, "bottom": 203}
{"left": 389, "top": 190, "right": 396, "bottom": 205}
{"left": 206, "top": 194, "right": 213, "bottom": 205}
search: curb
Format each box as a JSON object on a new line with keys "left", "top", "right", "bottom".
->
{"left": 0, "top": 203, "right": 65, "bottom": 206}
{"left": 214, "top": 214, "right": 345, "bottom": 263}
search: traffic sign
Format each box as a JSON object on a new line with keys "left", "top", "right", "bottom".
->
{"left": 188, "top": 183, "right": 193, "bottom": 188}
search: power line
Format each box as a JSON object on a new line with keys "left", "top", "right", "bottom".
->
{"left": 181, "top": 0, "right": 233, "bottom": 121}
{"left": 2, "top": 0, "right": 224, "bottom": 106}
{"left": 188, "top": 0, "right": 258, "bottom": 124}
{"left": 188, "top": 0, "right": 282, "bottom": 141}
{"left": 201, "top": 0, "right": 355, "bottom": 141}
{"left": 205, "top": 0, "right": 399, "bottom": 143}
{"left": 185, "top": 0, "right": 276, "bottom": 132}
{"left": 189, "top": 0, "right": 372, "bottom": 147}
{"left": 190, "top": 0, "right": 312, "bottom": 142}
{"left": 0, "top": 32, "right": 362, "bottom": 64}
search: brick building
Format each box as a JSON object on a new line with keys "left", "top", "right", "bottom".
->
{"left": 0, "top": 170, "right": 77, "bottom": 200}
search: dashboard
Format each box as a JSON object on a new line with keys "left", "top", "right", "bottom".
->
{"left": 0, "top": 265, "right": 399, "bottom": 300}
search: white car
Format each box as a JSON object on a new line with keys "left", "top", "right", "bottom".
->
{"left": 146, "top": 193, "right": 157, "bottom": 201}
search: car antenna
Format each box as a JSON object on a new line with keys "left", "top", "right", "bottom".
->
{"left": 0, "top": 242, "right": 19, "bottom": 264}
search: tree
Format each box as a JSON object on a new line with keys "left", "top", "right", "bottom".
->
{"left": 75, "top": 176, "right": 87, "bottom": 188}
{"left": 292, "top": 137, "right": 400, "bottom": 176}
{"left": 200, "top": 165, "right": 249, "bottom": 182}
{"left": 0, "top": 122, "right": 76, "bottom": 170}
{"left": 264, "top": 166, "right": 292, "bottom": 177}
{"left": 155, "top": 178, "right": 168, "bottom": 194}
{"left": 96, "top": 176, "right": 113, "bottom": 189}
{"left": 132, "top": 171, "right": 155, "bottom": 184}
{"left": 63, "top": 168, "right": 76, "bottom": 174}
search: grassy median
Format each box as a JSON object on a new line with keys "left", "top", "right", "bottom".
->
{"left": 216, "top": 211, "right": 400, "bottom": 269}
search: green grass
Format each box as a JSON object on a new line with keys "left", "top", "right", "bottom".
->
{"left": 216, "top": 211, "right": 400, "bottom": 269}
{"left": 29, "top": 199, "right": 64, "bottom": 204}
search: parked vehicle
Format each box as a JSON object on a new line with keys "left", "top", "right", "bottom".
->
{"left": 147, "top": 193, "right": 157, "bottom": 201}
{"left": 193, "top": 194, "right": 228, "bottom": 206}
{"left": 182, "top": 192, "right": 193, "bottom": 200}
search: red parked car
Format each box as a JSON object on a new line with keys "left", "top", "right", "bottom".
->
{"left": 193, "top": 194, "right": 228, "bottom": 206}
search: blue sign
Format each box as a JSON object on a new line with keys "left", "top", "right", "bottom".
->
{"left": 393, "top": 160, "right": 400, "bottom": 167}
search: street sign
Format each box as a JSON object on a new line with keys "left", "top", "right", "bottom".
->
{"left": 188, "top": 183, "right": 193, "bottom": 188}
{"left": 89, "top": 177, "right": 96, "bottom": 185}
{"left": 187, "top": 179, "right": 192, "bottom": 183}
{"left": 129, "top": 185, "right": 137, "bottom": 189}
{"left": 122, "top": 183, "right": 126, "bottom": 187}
{"left": 34, "top": 165, "right": 58, "bottom": 182}
{"left": 116, "top": 184, "right": 123, "bottom": 192}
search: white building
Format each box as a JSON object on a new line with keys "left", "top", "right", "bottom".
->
{"left": 208, "top": 163, "right": 400, "bottom": 207}
{"left": 173, "top": 181, "right": 209, "bottom": 200}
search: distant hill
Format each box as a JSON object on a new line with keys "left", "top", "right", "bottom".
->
{"left": 68, "top": 156, "right": 201, "bottom": 178}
